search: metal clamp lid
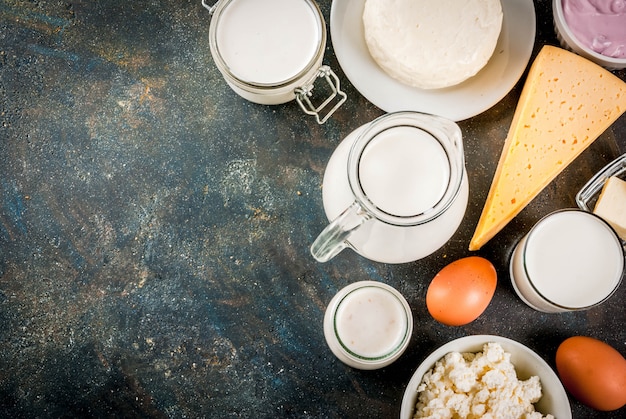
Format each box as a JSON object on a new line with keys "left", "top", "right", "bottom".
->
{"left": 295, "top": 66, "right": 347, "bottom": 125}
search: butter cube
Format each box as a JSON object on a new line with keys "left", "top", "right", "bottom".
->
{"left": 593, "top": 176, "right": 626, "bottom": 241}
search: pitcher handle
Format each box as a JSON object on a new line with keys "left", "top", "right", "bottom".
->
{"left": 311, "top": 202, "right": 371, "bottom": 262}
{"left": 201, "top": 0, "right": 219, "bottom": 14}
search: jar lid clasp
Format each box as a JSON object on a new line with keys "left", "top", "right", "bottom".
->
{"left": 295, "top": 66, "right": 347, "bottom": 124}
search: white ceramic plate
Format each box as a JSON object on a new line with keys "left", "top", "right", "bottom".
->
{"left": 330, "top": 0, "right": 536, "bottom": 121}
{"left": 400, "top": 335, "right": 572, "bottom": 419}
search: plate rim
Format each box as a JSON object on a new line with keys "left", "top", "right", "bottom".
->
{"left": 330, "top": 0, "right": 537, "bottom": 121}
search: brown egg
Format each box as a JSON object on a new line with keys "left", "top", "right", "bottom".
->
{"left": 556, "top": 336, "right": 626, "bottom": 411}
{"left": 426, "top": 256, "right": 497, "bottom": 326}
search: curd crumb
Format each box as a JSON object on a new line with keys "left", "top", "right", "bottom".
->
{"left": 413, "top": 342, "right": 554, "bottom": 419}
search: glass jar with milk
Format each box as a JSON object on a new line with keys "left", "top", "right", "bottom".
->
{"left": 203, "top": 0, "right": 346, "bottom": 124}
{"left": 509, "top": 209, "right": 624, "bottom": 313}
{"left": 311, "top": 112, "right": 469, "bottom": 264}
{"left": 323, "top": 281, "right": 413, "bottom": 370}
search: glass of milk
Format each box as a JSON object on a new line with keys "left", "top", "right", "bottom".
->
{"left": 203, "top": 0, "right": 346, "bottom": 124}
{"left": 311, "top": 111, "right": 468, "bottom": 263}
{"left": 509, "top": 209, "right": 624, "bottom": 313}
{"left": 323, "top": 281, "right": 413, "bottom": 370}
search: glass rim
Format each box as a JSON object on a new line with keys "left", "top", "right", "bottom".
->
{"left": 332, "top": 283, "right": 412, "bottom": 362}
{"left": 346, "top": 111, "right": 465, "bottom": 227}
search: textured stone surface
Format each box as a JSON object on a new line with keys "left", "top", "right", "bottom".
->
{"left": 0, "top": 0, "right": 624, "bottom": 417}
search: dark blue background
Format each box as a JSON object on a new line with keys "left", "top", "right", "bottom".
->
{"left": 1, "top": 0, "right": 624, "bottom": 417}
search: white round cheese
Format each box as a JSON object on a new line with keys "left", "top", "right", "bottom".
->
{"left": 363, "top": 0, "right": 503, "bottom": 90}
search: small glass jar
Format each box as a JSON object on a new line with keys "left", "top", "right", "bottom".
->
{"left": 509, "top": 209, "right": 623, "bottom": 313}
{"left": 203, "top": 0, "right": 346, "bottom": 124}
{"left": 324, "top": 281, "right": 413, "bottom": 370}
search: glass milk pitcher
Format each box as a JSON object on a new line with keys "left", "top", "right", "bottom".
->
{"left": 311, "top": 112, "right": 469, "bottom": 264}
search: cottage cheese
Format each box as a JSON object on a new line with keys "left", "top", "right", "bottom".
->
{"left": 363, "top": 0, "right": 503, "bottom": 89}
{"left": 413, "top": 342, "right": 554, "bottom": 419}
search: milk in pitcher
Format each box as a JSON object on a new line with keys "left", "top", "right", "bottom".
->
{"left": 358, "top": 126, "right": 450, "bottom": 217}
{"left": 321, "top": 119, "right": 468, "bottom": 264}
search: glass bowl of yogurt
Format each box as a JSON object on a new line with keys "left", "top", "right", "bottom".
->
{"left": 553, "top": 0, "right": 626, "bottom": 70}
{"left": 400, "top": 335, "right": 572, "bottom": 419}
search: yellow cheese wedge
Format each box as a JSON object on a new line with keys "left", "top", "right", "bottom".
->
{"left": 594, "top": 176, "right": 626, "bottom": 241}
{"left": 469, "top": 45, "right": 626, "bottom": 251}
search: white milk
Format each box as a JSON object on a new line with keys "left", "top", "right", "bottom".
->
{"left": 322, "top": 126, "right": 468, "bottom": 264}
{"left": 334, "top": 286, "right": 408, "bottom": 358}
{"left": 359, "top": 126, "right": 449, "bottom": 217}
{"left": 510, "top": 210, "right": 624, "bottom": 312}
{"left": 215, "top": 0, "right": 321, "bottom": 84}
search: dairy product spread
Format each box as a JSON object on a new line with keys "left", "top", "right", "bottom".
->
{"left": 469, "top": 45, "right": 626, "bottom": 251}
{"left": 562, "top": 0, "right": 626, "bottom": 58}
{"left": 594, "top": 176, "right": 626, "bottom": 240}
{"left": 413, "top": 342, "right": 554, "bottom": 419}
{"left": 362, "top": 0, "right": 503, "bottom": 89}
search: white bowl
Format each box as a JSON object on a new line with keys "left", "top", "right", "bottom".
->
{"left": 400, "top": 335, "right": 572, "bottom": 419}
{"left": 553, "top": 0, "right": 626, "bottom": 70}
